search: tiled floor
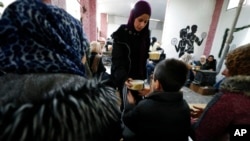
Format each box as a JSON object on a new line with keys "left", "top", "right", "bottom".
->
{"left": 182, "top": 86, "right": 213, "bottom": 104}
{"left": 182, "top": 87, "right": 214, "bottom": 141}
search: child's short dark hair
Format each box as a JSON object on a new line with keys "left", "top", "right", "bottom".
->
{"left": 153, "top": 58, "right": 188, "bottom": 92}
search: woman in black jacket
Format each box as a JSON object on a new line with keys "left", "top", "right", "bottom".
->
{"left": 111, "top": 1, "right": 151, "bottom": 110}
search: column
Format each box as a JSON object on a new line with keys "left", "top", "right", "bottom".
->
{"left": 203, "top": 0, "right": 224, "bottom": 56}
{"left": 80, "top": 0, "right": 97, "bottom": 42}
{"left": 100, "top": 13, "right": 108, "bottom": 39}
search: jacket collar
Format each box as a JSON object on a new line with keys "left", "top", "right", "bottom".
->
{"left": 220, "top": 75, "right": 250, "bottom": 96}
{"left": 145, "top": 91, "right": 184, "bottom": 102}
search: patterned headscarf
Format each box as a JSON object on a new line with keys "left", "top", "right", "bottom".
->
{"left": 0, "top": 0, "right": 89, "bottom": 76}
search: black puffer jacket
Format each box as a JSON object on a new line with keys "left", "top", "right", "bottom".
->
{"left": 0, "top": 73, "right": 122, "bottom": 141}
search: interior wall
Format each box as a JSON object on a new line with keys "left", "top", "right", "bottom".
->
{"left": 161, "top": 0, "right": 216, "bottom": 60}
{"left": 107, "top": 15, "right": 164, "bottom": 42}
{"left": 210, "top": 0, "right": 250, "bottom": 80}
{"left": 0, "top": 0, "right": 16, "bottom": 16}
{"left": 66, "top": 0, "right": 80, "bottom": 20}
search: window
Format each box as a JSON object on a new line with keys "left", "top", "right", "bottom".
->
{"left": 227, "top": 0, "right": 246, "bottom": 10}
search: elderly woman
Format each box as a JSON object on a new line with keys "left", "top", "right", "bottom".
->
{"left": 0, "top": 0, "right": 121, "bottom": 141}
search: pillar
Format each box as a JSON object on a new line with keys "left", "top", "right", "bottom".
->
{"left": 100, "top": 13, "right": 108, "bottom": 39}
{"left": 203, "top": 0, "right": 224, "bottom": 56}
{"left": 80, "top": 0, "right": 97, "bottom": 42}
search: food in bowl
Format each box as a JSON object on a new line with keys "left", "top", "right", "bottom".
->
{"left": 148, "top": 51, "right": 161, "bottom": 60}
{"left": 130, "top": 80, "right": 144, "bottom": 90}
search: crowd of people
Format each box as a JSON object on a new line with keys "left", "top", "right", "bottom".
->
{"left": 0, "top": 0, "right": 250, "bottom": 141}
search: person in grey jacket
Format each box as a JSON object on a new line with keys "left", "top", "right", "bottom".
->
{"left": 123, "top": 58, "right": 191, "bottom": 141}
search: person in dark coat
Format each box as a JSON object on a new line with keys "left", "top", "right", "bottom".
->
{"left": 123, "top": 58, "right": 191, "bottom": 141}
{"left": 0, "top": 0, "right": 122, "bottom": 140}
{"left": 191, "top": 43, "right": 250, "bottom": 141}
{"left": 110, "top": 1, "right": 151, "bottom": 110}
{"left": 205, "top": 54, "right": 217, "bottom": 71}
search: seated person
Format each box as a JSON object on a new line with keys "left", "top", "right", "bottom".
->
{"left": 193, "top": 55, "right": 208, "bottom": 70}
{"left": 146, "top": 47, "right": 166, "bottom": 84}
{"left": 105, "top": 38, "right": 113, "bottom": 52}
{"left": 206, "top": 55, "right": 217, "bottom": 71}
{"left": 192, "top": 55, "right": 217, "bottom": 86}
{"left": 149, "top": 37, "right": 160, "bottom": 52}
{"left": 123, "top": 58, "right": 191, "bottom": 141}
{"left": 179, "top": 52, "right": 195, "bottom": 87}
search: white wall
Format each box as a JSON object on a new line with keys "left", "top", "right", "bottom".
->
{"left": 107, "top": 15, "right": 164, "bottom": 42}
{"left": 66, "top": 0, "right": 80, "bottom": 20}
{"left": 161, "top": 0, "right": 216, "bottom": 60}
{"left": 210, "top": 0, "right": 250, "bottom": 80}
{"left": 0, "top": 0, "right": 16, "bottom": 16}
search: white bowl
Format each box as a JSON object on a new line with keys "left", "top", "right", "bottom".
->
{"left": 130, "top": 80, "right": 144, "bottom": 90}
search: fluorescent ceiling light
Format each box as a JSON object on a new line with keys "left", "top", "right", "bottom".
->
{"left": 150, "top": 18, "right": 161, "bottom": 22}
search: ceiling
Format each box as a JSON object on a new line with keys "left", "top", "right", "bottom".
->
{"left": 97, "top": 0, "right": 167, "bottom": 22}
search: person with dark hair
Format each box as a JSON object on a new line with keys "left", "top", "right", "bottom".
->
{"left": 0, "top": 0, "right": 122, "bottom": 140}
{"left": 110, "top": 0, "right": 151, "bottom": 110}
{"left": 123, "top": 58, "right": 191, "bottom": 141}
{"left": 206, "top": 54, "right": 217, "bottom": 71}
{"left": 191, "top": 43, "right": 250, "bottom": 141}
{"left": 149, "top": 36, "right": 161, "bottom": 51}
